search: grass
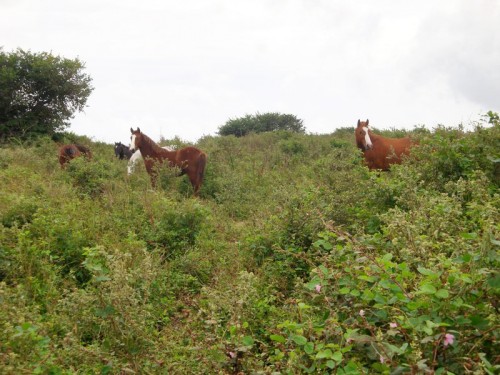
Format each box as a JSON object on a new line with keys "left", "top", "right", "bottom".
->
{"left": 0, "top": 121, "right": 499, "bottom": 374}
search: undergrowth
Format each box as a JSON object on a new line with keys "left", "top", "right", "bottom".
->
{"left": 0, "top": 117, "right": 498, "bottom": 374}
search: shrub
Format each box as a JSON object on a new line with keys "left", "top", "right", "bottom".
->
{"left": 140, "top": 197, "right": 209, "bottom": 259}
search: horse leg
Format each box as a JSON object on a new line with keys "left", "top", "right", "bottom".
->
{"left": 193, "top": 153, "right": 206, "bottom": 196}
{"left": 59, "top": 155, "right": 70, "bottom": 168}
{"left": 149, "top": 173, "right": 158, "bottom": 188}
{"left": 184, "top": 170, "right": 198, "bottom": 196}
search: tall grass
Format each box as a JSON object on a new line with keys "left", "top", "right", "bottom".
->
{"left": 0, "top": 120, "right": 498, "bottom": 374}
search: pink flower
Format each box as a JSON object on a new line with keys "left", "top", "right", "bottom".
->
{"left": 389, "top": 322, "right": 398, "bottom": 328}
{"left": 379, "top": 355, "right": 385, "bottom": 363}
{"left": 228, "top": 351, "right": 236, "bottom": 358}
{"left": 359, "top": 309, "right": 365, "bottom": 317}
{"left": 315, "top": 284, "right": 322, "bottom": 293}
{"left": 443, "top": 333, "right": 455, "bottom": 347}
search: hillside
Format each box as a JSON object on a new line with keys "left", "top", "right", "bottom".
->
{"left": 0, "top": 119, "right": 499, "bottom": 374}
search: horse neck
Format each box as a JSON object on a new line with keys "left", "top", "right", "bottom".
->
{"left": 138, "top": 135, "right": 172, "bottom": 158}
{"left": 368, "top": 131, "right": 382, "bottom": 145}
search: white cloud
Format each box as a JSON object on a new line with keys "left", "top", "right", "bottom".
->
{"left": 1, "top": 0, "right": 498, "bottom": 143}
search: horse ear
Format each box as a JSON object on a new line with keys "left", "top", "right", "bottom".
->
{"left": 137, "top": 127, "right": 140, "bottom": 133}
{"left": 357, "top": 119, "right": 361, "bottom": 127}
{"left": 366, "top": 119, "right": 369, "bottom": 127}
{"left": 130, "top": 127, "right": 134, "bottom": 134}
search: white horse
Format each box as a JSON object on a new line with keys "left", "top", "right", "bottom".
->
{"left": 127, "top": 145, "right": 176, "bottom": 175}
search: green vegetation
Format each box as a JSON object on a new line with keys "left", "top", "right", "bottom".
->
{"left": 0, "top": 115, "right": 499, "bottom": 374}
{"left": 0, "top": 49, "right": 93, "bottom": 141}
{"left": 218, "top": 112, "right": 305, "bottom": 137}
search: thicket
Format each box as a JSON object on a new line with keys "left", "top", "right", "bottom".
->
{"left": 0, "top": 49, "right": 93, "bottom": 141}
{"left": 0, "top": 116, "right": 498, "bottom": 374}
{"left": 218, "top": 113, "right": 305, "bottom": 137}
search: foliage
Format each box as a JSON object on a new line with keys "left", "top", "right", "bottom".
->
{"left": 218, "top": 112, "right": 305, "bottom": 137}
{"left": 0, "top": 115, "right": 498, "bottom": 373}
{"left": 0, "top": 49, "right": 93, "bottom": 141}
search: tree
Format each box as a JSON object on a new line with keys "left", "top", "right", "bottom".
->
{"left": 218, "top": 112, "right": 305, "bottom": 137}
{"left": 0, "top": 49, "right": 93, "bottom": 141}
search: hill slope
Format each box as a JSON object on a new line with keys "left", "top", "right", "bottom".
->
{"left": 0, "top": 122, "right": 499, "bottom": 373}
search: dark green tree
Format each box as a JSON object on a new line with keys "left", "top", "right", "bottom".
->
{"left": 218, "top": 112, "right": 305, "bottom": 137}
{"left": 0, "top": 49, "right": 93, "bottom": 141}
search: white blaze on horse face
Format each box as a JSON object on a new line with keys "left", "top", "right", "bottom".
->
{"left": 363, "top": 127, "right": 373, "bottom": 150}
{"left": 129, "top": 134, "right": 137, "bottom": 152}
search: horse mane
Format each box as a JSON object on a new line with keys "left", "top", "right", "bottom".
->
{"left": 140, "top": 132, "right": 172, "bottom": 157}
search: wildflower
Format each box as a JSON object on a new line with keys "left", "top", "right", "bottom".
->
{"left": 228, "top": 351, "right": 236, "bottom": 358}
{"left": 443, "top": 333, "right": 455, "bottom": 347}
{"left": 315, "top": 284, "right": 322, "bottom": 293}
{"left": 359, "top": 309, "right": 365, "bottom": 317}
{"left": 380, "top": 355, "right": 385, "bottom": 363}
{"left": 389, "top": 322, "right": 398, "bottom": 328}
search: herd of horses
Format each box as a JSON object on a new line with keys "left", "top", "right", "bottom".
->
{"left": 58, "top": 120, "right": 415, "bottom": 195}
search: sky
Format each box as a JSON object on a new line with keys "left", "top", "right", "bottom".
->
{"left": 1, "top": 0, "right": 499, "bottom": 144}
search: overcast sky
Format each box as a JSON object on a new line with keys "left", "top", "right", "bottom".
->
{"left": 1, "top": 0, "right": 499, "bottom": 144}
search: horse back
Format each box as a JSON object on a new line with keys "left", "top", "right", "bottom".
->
{"left": 175, "top": 146, "right": 204, "bottom": 165}
{"left": 388, "top": 137, "right": 412, "bottom": 155}
{"left": 75, "top": 144, "right": 92, "bottom": 159}
{"left": 366, "top": 136, "right": 413, "bottom": 170}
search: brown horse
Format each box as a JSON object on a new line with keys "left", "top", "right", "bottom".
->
{"left": 58, "top": 144, "right": 92, "bottom": 168}
{"left": 355, "top": 119, "right": 413, "bottom": 171}
{"left": 129, "top": 127, "right": 207, "bottom": 195}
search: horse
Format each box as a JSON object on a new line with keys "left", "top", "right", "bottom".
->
{"left": 114, "top": 142, "right": 133, "bottom": 160}
{"left": 127, "top": 145, "right": 176, "bottom": 175}
{"left": 129, "top": 127, "right": 207, "bottom": 195}
{"left": 58, "top": 144, "right": 92, "bottom": 168}
{"left": 355, "top": 119, "right": 414, "bottom": 171}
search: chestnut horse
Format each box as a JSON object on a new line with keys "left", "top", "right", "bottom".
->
{"left": 128, "top": 145, "right": 176, "bottom": 175}
{"left": 129, "top": 128, "right": 207, "bottom": 195}
{"left": 355, "top": 119, "right": 413, "bottom": 171}
{"left": 58, "top": 144, "right": 92, "bottom": 168}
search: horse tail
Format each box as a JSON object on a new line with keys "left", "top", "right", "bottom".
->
{"left": 195, "top": 151, "right": 207, "bottom": 194}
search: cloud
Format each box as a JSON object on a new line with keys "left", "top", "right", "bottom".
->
{"left": 410, "top": 1, "right": 500, "bottom": 109}
{"left": 1, "top": 0, "right": 498, "bottom": 142}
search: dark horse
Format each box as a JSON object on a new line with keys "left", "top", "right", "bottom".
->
{"left": 58, "top": 144, "right": 92, "bottom": 168}
{"left": 355, "top": 119, "right": 414, "bottom": 171}
{"left": 129, "top": 127, "right": 207, "bottom": 195}
{"left": 114, "top": 142, "right": 133, "bottom": 160}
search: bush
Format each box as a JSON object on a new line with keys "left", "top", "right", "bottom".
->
{"left": 0, "top": 115, "right": 499, "bottom": 373}
{"left": 140, "top": 197, "right": 209, "bottom": 259}
{"left": 218, "top": 112, "right": 305, "bottom": 137}
{"left": 64, "top": 157, "right": 112, "bottom": 198}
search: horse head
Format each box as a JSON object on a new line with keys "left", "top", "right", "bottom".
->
{"left": 114, "top": 142, "right": 123, "bottom": 158}
{"left": 129, "top": 127, "right": 141, "bottom": 152}
{"left": 355, "top": 119, "right": 373, "bottom": 151}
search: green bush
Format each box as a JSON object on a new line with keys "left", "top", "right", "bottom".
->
{"left": 0, "top": 115, "right": 498, "bottom": 373}
{"left": 64, "top": 157, "right": 113, "bottom": 198}
{"left": 1, "top": 198, "right": 39, "bottom": 228}
{"left": 140, "top": 197, "right": 209, "bottom": 259}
